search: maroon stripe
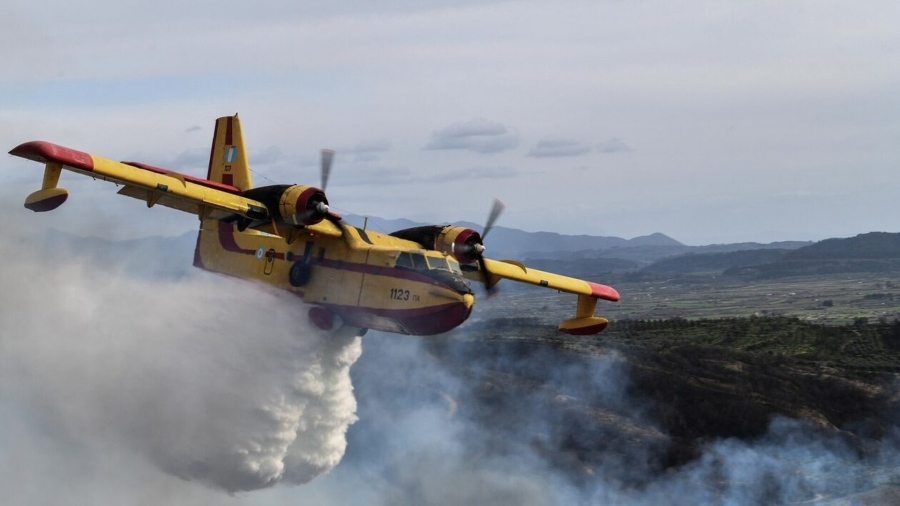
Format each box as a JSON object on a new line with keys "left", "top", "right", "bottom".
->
{"left": 322, "top": 300, "right": 471, "bottom": 336}
{"left": 217, "top": 222, "right": 257, "bottom": 255}
{"left": 192, "top": 230, "right": 205, "bottom": 269}
{"left": 121, "top": 161, "right": 241, "bottom": 194}
{"left": 559, "top": 321, "right": 609, "bottom": 336}
{"left": 315, "top": 258, "right": 456, "bottom": 291}
{"left": 225, "top": 116, "right": 233, "bottom": 145}
{"left": 24, "top": 192, "right": 68, "bottom": 212}
{"left": 222, "top": 173, "right": 234, "bottom": 186}
{"left": 216, "top": 222, "right": 287, "bottom": 259}
{"left": 206, "top": 118, "right": 219, "bottom": 180}
{"left": 9, "top": 141, "right": 94, "bottom": 172}
{"left": 215, "top": 223, "right": 455, "bottom": 291}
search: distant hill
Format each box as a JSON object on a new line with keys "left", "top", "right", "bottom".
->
{"left": 726, "top": 232, "right": 900, "bottom": 279}
{"left": 634, "top": 233, "right": 900, "bottom": 279}
{"left": 44, "top": 221, "right": 900, "bottom": 282}
{"left": 785, "top": 232, "right": 900, "bottom": 260}
{"left": 341, "top": 213, "right": 683, "bottom": 257}
{"left": 642, "top": 249, "right": 791, "bottom": 274}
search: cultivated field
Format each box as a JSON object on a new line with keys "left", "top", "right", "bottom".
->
{"left": 472, "top": 272, "right": 900, "bottom": 326}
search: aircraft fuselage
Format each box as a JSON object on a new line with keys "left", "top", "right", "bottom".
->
{"left": 194, "top": 219, "right": 475, "bottom": 335}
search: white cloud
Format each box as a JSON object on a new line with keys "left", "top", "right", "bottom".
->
{"left": 3, "top": 0, "right": 900, "bottom": 243}
{"left": 596, "top": 138, "right": 631, "bottom": 154}
{"left": 425, "top": 118, "right": 520, "bottom": 154}
{"left": 528, "top": 138, "right": 592, "bottom": 158}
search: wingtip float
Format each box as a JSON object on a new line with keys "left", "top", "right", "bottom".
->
{"left": 10, "top": 114, "right": 619, "bottom": 337}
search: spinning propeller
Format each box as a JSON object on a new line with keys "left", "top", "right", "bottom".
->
{"left": 320, "top": 149, "right": 334, "bottom": 193}
{"left": 294, "top": 149, "right": 334, "bottom": 223}
{"left": 474, "top": 199, "right": 505, "bottom": 294}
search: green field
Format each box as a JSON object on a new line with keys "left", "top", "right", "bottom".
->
{"left": 473, "top": 272, "right": 900, "bottom": 327}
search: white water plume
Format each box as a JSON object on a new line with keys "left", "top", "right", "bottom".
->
{"left": 0, "top": 231, "right": 361, "bottom": 493}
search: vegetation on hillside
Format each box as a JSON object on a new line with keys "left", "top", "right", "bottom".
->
{"left": 435, "top": 316, "right": 900, "bottom": 493}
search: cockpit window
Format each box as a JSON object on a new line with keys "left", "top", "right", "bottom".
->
{"left": 410, "top": 253, "right": 428, "bottom": 270}
{"left": 425, "top": 255, "right": 457, "bottom": 273}
{"left": 397, "top": 252, "right": 462, "bottom": 274}
{"left": 396, "top": 252, "right": 414, "bottom": 269}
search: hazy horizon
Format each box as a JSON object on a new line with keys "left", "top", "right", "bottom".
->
{"left": 4, "top": 0, "right": 899, "bottom": 245}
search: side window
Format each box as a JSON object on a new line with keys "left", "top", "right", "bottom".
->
{"left": 396, "top": 252, "right": 414, "bottom": 269}
{"left": 447, "top": 258, "right": 462, "bottom": 274}
{"left": 410, "top": 253, "right": 428, "bottom": 270}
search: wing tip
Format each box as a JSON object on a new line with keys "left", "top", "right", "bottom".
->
{"left": 10, "top": 141, "right": 94, "bottom": 171}
{"left": 588, "top": 282, "right": 620, "bottom": 302}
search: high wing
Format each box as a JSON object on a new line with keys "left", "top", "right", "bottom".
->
{"left": 8, "top": 140, "right": 346, "bottom": 240}
{"left": 481, "top": 258, "right": 620, "bottom": 302}
{"left": 466, "top": 257, "right": 620, "bottom": 335}
{"left": 9, "top": 141, "right": 269, "bottom": 221}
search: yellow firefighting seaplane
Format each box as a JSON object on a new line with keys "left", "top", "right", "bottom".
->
{"left": 9, "top": 114, "right": 619, "bottom": 337}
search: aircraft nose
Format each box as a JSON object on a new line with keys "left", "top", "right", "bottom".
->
{"left": 462, "top": 293, "right": 475, "bottom": 309}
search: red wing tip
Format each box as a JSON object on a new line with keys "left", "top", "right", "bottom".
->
{"left": 588, "top": 282, "right": 620, "bottom": 302}
{"left": 10, "top": 140, "right": 53, "bottom": 160}
{"left": 9, "top": 141, "right": 94, "bottom": 171}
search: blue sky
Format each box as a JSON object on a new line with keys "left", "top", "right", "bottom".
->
{"left": 3, "top": 0, "right": 900, "bottom": 244}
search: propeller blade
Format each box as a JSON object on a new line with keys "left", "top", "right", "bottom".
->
{"left": 477, "top": 256, "right": 501, "bottom": 297}
{"left": 482, "top": 198, "right": 505, "bottom": 240}
{"left": 474, "top": 198, "right": 505, "bottom": 295}
{"left": 320, "top": 149, "right": 334, "bottom": 192}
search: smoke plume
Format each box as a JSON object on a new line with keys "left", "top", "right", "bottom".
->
{"left": 2, "top": 214, "right": 898, "bottom": 505}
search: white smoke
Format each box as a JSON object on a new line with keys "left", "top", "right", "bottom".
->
{"left": 0, "top": 229, "right": 361, "bottom": 493}
{"left": 3, "top": 211, "right": 897, "bottom": 505}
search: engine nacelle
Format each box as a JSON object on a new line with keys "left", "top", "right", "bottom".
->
{"left": 242, "top": 184, "right": 329, "bottom": 225}
{"left": 436, "top": 226, "right": 483, "bottom": 264}
{"left": 390, "top": 225, "right": 483, "bottom": 264}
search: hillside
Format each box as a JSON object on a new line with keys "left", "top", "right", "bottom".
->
{"left": 351, "top": 318, "right": 900, "bottom": 504}
{"left": 641, "top": 248, "right": 790, "bottom": 274}
{"left": 787, "top": 232, "right": 900, "bottom": 260}
{"left": 32, "top": 228, "right": 900, "bottom": 502}
{"left": 726, "top": 232, "right": 900, "bottom": 279}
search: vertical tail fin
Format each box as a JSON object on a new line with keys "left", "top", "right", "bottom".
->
{"left": 196, "top": 114, "right": 253, "bottom": 269}
{"left": 207, "top": 114, "right": 253, "bottom": 191}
